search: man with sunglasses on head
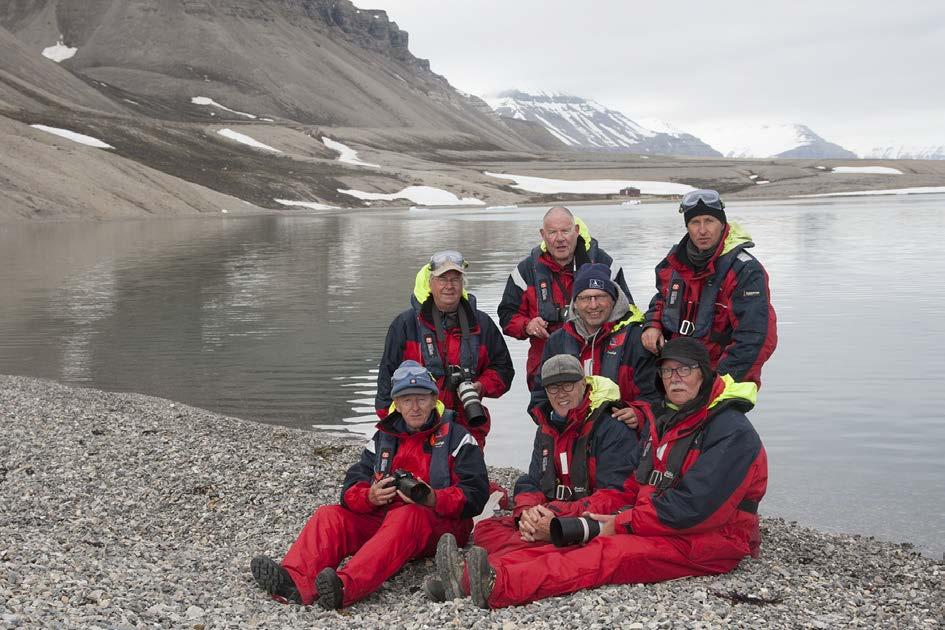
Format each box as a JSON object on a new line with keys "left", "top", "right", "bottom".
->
{"left": 376, "top": 250, "right": 514, "bottom": 449}
{"left": 423, "top": 354, "right": 638, "bottom": 602}
{"left": 250, "top": 360, "right": 488, "bottom": 610}
{"left": 641, "top": 190, "right": 777, "bottom": 387}
{"left": 424, "top": 338, "right": 767, "bottom": 610}
{"left": 498, "top": 207, "right": 631, "bottom": 390}
{"left": 529, "top": 263, "right": 659, "bottom": 429}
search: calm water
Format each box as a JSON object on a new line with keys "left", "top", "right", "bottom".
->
{"left": 2, "top": 196, "right": 944, "bottom": 558}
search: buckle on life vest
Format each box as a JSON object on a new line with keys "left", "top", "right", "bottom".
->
{"left": 647, "top": 469, "right": 675, "bottom": 489}
{"left": 555, "top": 485, "right": 573, "bottom": 501}
{"left": 679, "top": 319, "right": 695, "bottom": 336}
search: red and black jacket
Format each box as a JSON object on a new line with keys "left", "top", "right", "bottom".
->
{"left": 341, "top": 405, "right": 489, "bottom": 520}
{"left": 513, "top": 376, "right": 639, "bottom": 519}
{"left": 615, "top": 376, "right": 767, "bottom": 556}
{"left": 528, "top": 298, "right": 658, "bottom": 416}
{"left": 643, "top": 222, "right": 777, "bottom": 387}
{"left": 375, "top": 274, "right": 514, "bottom": 433}
{"left": 498, "top": 219, "right": 631, "bottom": 389}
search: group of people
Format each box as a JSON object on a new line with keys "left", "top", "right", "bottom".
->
{"left": 250, "top": 189, "right": 777, "bottom": 610}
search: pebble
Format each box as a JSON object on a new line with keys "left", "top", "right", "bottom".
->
{"left": 1, "top": 375, "right": 942, "bottom": 629}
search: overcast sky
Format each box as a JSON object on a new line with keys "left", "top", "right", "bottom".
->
{"left": 375, "top": 0, "right": 944, "bottom": 153}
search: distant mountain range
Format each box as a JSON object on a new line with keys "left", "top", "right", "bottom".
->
{"left": 485, "top": 90, "right": 721, "bottom": 157}
{"left": 486, "top": 91, "right": 869, "bottom": 160}
{"left": 861, "top": 145, "right": 945, "bottom": 160}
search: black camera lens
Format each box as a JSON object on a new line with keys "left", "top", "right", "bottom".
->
{"left": 550, "top": 516, "right": 601, "bottom": 547}
{"left": 391, "top": 469, "right": 431, "bottom": 504}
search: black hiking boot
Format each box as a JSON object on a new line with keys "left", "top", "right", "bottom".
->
{"left": 422, "top": 574, "right": 447, "bottom": 603}
{"left": 315, "top": 567, "right": 344, "bottom": 610}
{"left": 250, "top": 556, "right": 301, "bottom": 605}
{"left": 435, "top": 533, "right": 465, "bottom": 600}
{"left": 467, "top": 546, "right": 495, "bottom": 610}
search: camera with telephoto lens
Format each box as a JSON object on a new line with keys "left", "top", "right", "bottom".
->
{"left": 390, "top": 469, "right": 431, "bottom": 504}
{"left": 550, "top": 516, "right": 601, "bottom": 547}
{"left": 446, "top": 365, "right": 486, "bottom": 425}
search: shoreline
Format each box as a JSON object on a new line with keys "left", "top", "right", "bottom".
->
{"left": 1, "top": 374, "right": 941, "bottom": 628}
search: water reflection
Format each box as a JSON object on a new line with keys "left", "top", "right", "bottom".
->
{"left": 1, "top": 195, "right": 944, "bottom": 558}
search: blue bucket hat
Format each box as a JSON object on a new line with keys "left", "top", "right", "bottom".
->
{"left": 391, "top": 360, "right": 438, "bottom": 397}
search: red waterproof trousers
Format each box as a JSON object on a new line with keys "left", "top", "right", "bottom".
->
{"left": 473, "top": 515, "right": 552, "bottom": 557}
{"left": 483, "top": 531, "right": 750, "bottom": 609}
{"left": 280, "top": 503, "right": 471, "bottom": 606}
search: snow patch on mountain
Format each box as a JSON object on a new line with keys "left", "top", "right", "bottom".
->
{"left": 484, "top": 172, "right": 694, "bottom": 196}
{"left": 41, "top": 37, "right": 77, "bottom": 62}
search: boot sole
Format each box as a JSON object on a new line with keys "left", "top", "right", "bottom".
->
{"left": 467, "top": 546, "right": 492, "bottom": 610}
{"left": 435, "top": 533, "right": 464, "bottom": 600}
{"left": 250, "top": 556, "right": 301, "bottom": 605}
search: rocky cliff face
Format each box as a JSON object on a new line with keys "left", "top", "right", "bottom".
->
{"left": 0, "top": 0, "right": 535, "bottom": 150}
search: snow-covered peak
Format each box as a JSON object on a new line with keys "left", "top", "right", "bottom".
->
{"left": 860, "top": 145, "right": 945, "bottom": 160}
{"left": 485, "top": 90, "right": 719, "bottom": 157}
{"left": 688, "top": 122, "right": 856, "bottom": 159}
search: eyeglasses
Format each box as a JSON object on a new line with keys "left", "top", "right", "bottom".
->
{"left": 658, "top": 364, "right": 699, "bottom": 379}
{"left": 429, "top": 250, "right": 467, "bottom": 271}
{"left": 575, "top": 293, "right": 613, "bottom": 305}
{"left": 392, "top": 363, "right": 432, "bottom": 382}
{"left": 545, "top": 381, "right": 580, "bottom": 395}
{"left": 679, "top": 189, "right": 724, "bottom": 214}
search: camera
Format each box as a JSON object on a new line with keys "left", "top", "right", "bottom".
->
{"left": 550, "top": 516, "right": 601, "bottom": 547}
{"left": 447, "top": 366, "right": 486, "bottom": 425}
{"left": 390, "top": 469, "right": 431, "bottom": 504}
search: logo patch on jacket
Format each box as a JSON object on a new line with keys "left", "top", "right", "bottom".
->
{"left": 540, "top": 280, "right": 549, "bottom": 301}
{"left": 608, "top": 332, "right": 627, "bottom": 349}
{"left": 742, "top": 290, "right": 760, "bottom": 297}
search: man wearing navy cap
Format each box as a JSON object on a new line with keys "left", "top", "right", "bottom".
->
{"left": 530, "top": 263, "right": 658, "bottom": 428}
{"left": 251, "top": 360, "right": 488, "bottom": 610}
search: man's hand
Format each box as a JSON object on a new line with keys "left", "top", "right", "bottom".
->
{"left": 525, "top": 317, "right": 550, "bottom": 339}
{"left": 641, "top": 327, "right": 665, "bottom": 354}
{"left": 612, "top": 406, "right": 641, "bottom": 430}
{"left": 397, "top": 479, "right": 436, "bottom": 508}
{"left": 584, "top": 512, "right": 617, "bottom": 537}
{"left": 368, "top": 476, "right": 398, "bottom": 507}
{"left": 519, "top": 505, "right": 554, "bottom": 542}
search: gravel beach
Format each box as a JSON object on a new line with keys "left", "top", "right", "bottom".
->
{"left": 1, "top": 375, "right": 941, "bottom": 629}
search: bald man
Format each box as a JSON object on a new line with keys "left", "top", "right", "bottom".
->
{"left": 498, "top": 207, "right": 632, "bottom": 390}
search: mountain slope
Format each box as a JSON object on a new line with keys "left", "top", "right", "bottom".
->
{"left": 486, "top": 90, "right": 721, "bottom": 157}
{"left": 0, "top": 0, "right": 534, "bottom": 151}
{"left": 690, "top": 123, "right": 857, "bottom": 159}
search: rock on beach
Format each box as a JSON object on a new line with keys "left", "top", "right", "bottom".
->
{"left": 1, "top": 375, "right": 942, "bottom": 629}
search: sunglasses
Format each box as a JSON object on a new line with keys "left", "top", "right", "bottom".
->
{"left": 429, "top": 250, "right": 468, "bottom": 271}
{"left": 679, "top": 189, "right": 724, "bottom": 213}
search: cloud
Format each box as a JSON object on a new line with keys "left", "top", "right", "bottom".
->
{"left": 377, "top": 0, "right": 945, "bottom": 147}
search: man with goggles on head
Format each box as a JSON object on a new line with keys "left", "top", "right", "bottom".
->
{"left": 498, "top": 206, "right": 631, "bottom": 390}
{"left": 375, "top": 250, "right": 514, "bottom": 450}
{"left": 641, "top": 190, "right": 777, "bottom": 388}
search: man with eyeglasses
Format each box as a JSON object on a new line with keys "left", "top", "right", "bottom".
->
{"left": 251, "top": 360, "right": 488, "bottom": 610}
{"left": 641, "top": 189, "right": 777, "bottom": 387}
{"left": 422, "top": 354, "right": 638, "bottom": 603}
{"left": 376, "top": 250, "right": 514, "bottom": 449}
{"left": 498, "top": 207, "right": 631, "bottom": 390}
{"left": 530, "top": 263, "right": 658, "bottom": 428}
{"left": 424, "top": 337, "right": 767, "bottom": 609}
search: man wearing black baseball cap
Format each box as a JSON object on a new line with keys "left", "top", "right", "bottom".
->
{"left": 641, "top": 189, "right": 777, "bottom": 388}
